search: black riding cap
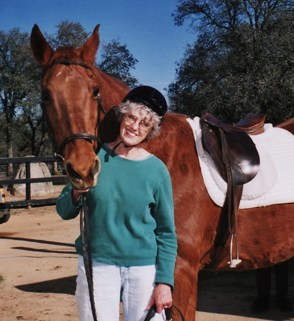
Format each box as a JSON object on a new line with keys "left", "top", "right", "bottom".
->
{"left": 123, "top": 86, "right": 167, "bottom": 117}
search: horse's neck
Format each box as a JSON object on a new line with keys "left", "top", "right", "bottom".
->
{"left": 95, "top": 69, "right": 129, "bottom": 111}
{"left": 144, "top": 113, "right": 195, "bottom": 161}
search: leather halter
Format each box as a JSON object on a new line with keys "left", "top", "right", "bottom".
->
{"left": 41, "top": 59, "right": 105, "bottom": 160}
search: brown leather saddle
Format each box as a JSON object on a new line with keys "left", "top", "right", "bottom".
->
{"left": 200, "top": 112, "right": 265, "bottom": 185}
{"left": 200, "top": 112, "right": 266, "bottom": 260}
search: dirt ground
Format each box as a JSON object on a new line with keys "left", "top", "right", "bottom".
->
{"left": 0, "top": 190, "right": 293, "bottom": 321}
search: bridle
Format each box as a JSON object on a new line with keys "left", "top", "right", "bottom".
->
{"left": 41, "top": 59, "right": 106, "bottom": 160}
{"left": 56, "top": 133, "right": 102, "bottom": 160}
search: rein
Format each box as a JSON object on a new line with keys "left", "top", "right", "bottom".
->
{"left": 80, "top": 194, "right": 98, "bottom": 321}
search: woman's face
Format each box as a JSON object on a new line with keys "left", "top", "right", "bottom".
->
{"left": 119, "top": 107, "right": 152, "bottom": 146}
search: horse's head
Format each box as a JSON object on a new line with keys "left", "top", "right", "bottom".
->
{"left": 30, "top": 24, "right": 129, "bottom": 189}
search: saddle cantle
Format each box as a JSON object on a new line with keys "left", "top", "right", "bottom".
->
{"left": 202, "top": 112, "right": 266, "bottom": 135}
{"left": 200, "top": 112, "right": 266, "bottom": 266}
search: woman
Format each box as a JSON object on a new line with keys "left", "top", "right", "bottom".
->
{"left": 56, "top": 86, "right": 177, "bottom": 321}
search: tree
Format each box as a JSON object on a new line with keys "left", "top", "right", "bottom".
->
{"left": 0, "top": 28, "right": 50, "bottom": 162}
{"left": 47, "top": 20, "right": 89, "bottom": 49}
{"left": 0, "top": 28, "right": 27, "bottom": 160}
{"left": 0, "top": 28, "right": 42, "bottom": 176}
{"left": 98, "top": 39, "right": 139, "bottom": 87}
{"left": 169, "top": 0, "right": 294, "bottom": 124}
{"left": 16, "top": 94, "right": 51, "bottom": 157}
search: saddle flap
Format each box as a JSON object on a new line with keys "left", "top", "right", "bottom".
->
{"left": 223, "top": 129, "right": 260, "bottom": 184}
{"left": 200, "top": 117, "right": 260, "bottom": 185}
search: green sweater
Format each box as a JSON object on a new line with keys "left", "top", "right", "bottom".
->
{"left": 56, "top": 144, "right": 177, "bottom": 286}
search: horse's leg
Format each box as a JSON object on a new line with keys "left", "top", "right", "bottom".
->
{"left": 173, "top": 257, "right": 200, "bottom": 321}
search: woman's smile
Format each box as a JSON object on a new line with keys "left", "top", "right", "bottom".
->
{"left": 125, "top": 128, "right": 138, "bottom": 137}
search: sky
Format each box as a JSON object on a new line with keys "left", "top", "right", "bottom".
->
{"left": 1, "top": 0, "right": 196, "bottom": 101}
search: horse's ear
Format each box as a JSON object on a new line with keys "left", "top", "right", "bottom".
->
{"left": 30, "top": 24, "right": 54, "bottom": 68}
{"left": 79, "top": 24, "right": 100, "bottom": 64}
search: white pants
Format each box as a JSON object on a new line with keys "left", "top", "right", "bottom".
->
{"left": 76, "top": 255, "right": 165, "bottom": 321}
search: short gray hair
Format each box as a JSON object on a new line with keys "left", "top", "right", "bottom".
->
{"left": 116, "top": 101, "right": 162, "bottom": 139}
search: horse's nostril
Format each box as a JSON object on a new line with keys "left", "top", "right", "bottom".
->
{"left": 66, "top": 163, "right": 81, "bottom": 180}
{"left": 93, "top": 158, "right": 101, "bottom": 176}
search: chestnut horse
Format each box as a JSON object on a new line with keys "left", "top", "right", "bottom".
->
{"left": 30, "top": 24, "right": 294, "bottom": 320}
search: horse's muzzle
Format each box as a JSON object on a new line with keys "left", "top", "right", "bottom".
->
{"left": 65, "top": 156, "right": 101, "bottom": 190}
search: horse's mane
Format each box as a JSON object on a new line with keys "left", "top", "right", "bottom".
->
{"left": 90, "top": 67, "right": 129, "bottom": 114}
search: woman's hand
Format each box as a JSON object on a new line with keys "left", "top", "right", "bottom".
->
{"left": 71, "top": 188, "right": 89, "bottom": 205}
{"left": 147, "top": 283, "right": 172, "bottom": 314}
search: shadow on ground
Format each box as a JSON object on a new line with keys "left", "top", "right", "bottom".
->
{"left": 16, "top": 275, "right": 76, "bottom": 295}
{"left": 13, "top": 245, "right": 293, "bottom": 321}
{"left": 197, "top": 258, "right": 294, "bottom": 320}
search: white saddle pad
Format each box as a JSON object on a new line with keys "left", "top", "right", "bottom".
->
{"left": 187, "top": 117, "right": 294, "bottom": 209}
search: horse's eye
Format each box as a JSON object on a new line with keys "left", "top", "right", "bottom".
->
{"left": 42, "top": 89, "right": 51, "bottom": 103}
{"left": 93, "top": 86, "right": 100, "bottom": 98}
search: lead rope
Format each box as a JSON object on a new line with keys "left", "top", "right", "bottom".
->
{"left": 78, "top": 95, "right": 105, "bottom": 321}
{"left": 80, "top": 194, "right": 98, "bottom": 321}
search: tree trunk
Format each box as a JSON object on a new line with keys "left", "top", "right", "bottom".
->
{"left": 6, "top": 120, "right": 13, "bottom": 178}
